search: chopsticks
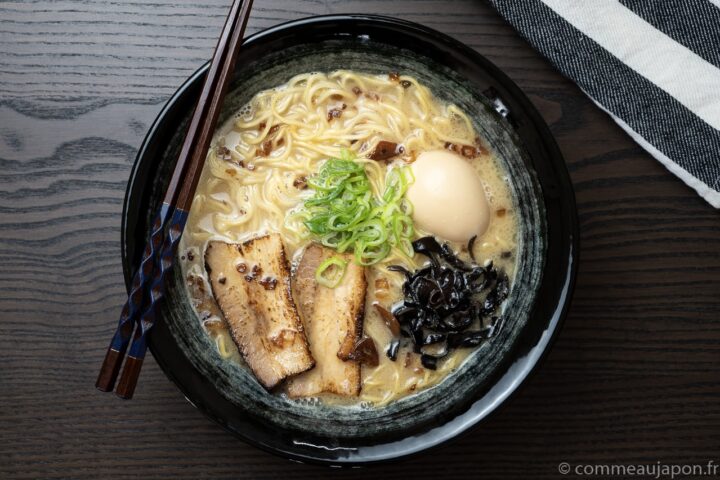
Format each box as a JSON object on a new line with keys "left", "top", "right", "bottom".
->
{"left": 96, "top": 0, "right": 254, "bottom": 399}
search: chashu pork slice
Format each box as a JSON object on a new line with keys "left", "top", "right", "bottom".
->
{"left": 286, "top": 243, "right": 367, "bottom": 397}
{"left": 205, "top": 234, "right": 314, "bottom": 389}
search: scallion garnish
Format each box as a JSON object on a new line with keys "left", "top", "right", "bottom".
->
{"left": 315, "top": 256, "right": 348, "bottom": 288}
{"left": 301, "top": 150, "right": 414, "bottom": 268}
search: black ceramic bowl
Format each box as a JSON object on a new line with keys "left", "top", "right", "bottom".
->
{"left": 122, "top": 14, "right": 578, "bottom": 465}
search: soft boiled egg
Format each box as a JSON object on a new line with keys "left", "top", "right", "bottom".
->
{"left": 406, "top": 150, "right": 490, "bottom": 242}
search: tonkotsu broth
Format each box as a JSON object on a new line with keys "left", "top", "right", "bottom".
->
{"left": 178, "top": 71, "right": 518, "bottom": 405}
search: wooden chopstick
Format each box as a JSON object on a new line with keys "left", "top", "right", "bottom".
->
{"left": 96, "top": 0, "right": 254, "bottom": 397}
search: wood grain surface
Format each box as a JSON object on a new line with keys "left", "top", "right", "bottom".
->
{"left": 1, "top": 1, "right": 719, "bottom": 478}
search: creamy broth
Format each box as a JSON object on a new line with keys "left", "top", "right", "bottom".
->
{"left": 179, "top": 71, "right": 518, "bottom": 405}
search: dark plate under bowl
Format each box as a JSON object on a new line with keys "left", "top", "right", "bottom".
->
{"left": 122, "top": 14, "right": 578, "bottom": 465}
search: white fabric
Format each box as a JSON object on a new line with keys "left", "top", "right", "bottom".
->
{"left": 586, "top": 92, "right": 720, "bottom": 207}
{"left": 541, "top": 0, "right": 720, "bottom": 131}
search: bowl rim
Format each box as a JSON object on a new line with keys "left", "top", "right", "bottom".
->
{"left": 121, "top": 13, "right": 579, "bottom": 466}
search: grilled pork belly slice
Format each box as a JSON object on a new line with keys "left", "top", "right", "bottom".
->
{"left": 205, "top": 234, "right": 313, "bottom": 389}
{"left": 286, "top": 243, "right": 367, "bottom": 397}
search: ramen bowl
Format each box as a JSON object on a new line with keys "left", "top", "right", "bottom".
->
{"left": 122, "top": 14, "right": 578, "bottom": 465}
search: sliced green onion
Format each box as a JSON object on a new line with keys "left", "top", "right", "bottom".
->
{"left": 315, "top": 256, "right": 348, "bottom": 288}
{"left": 300, "top": 149, "right": 415, "bottom": 270}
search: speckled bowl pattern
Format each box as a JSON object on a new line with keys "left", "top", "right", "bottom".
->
{"left": 122, "top": 15, "right": 578, "bottom": 465}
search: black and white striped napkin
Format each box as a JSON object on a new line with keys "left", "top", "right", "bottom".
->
{"left": 487, "top": 0, "right": 720, "bottom": 208}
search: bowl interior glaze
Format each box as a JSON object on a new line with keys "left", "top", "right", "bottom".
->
{"left": 122, "top": 15, "right": 578, "bottom": 465}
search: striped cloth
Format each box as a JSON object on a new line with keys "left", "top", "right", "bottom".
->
{"left": 487, "top": 0, "right": 720, "bottom": 208}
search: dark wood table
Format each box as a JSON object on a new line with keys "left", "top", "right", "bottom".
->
{"left": 2, "top": 1, "right": 719, "bottom": 478}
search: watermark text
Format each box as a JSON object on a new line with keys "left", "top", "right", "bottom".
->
{"left": 558, "top": 460, "right": 719, "bottom": 478}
